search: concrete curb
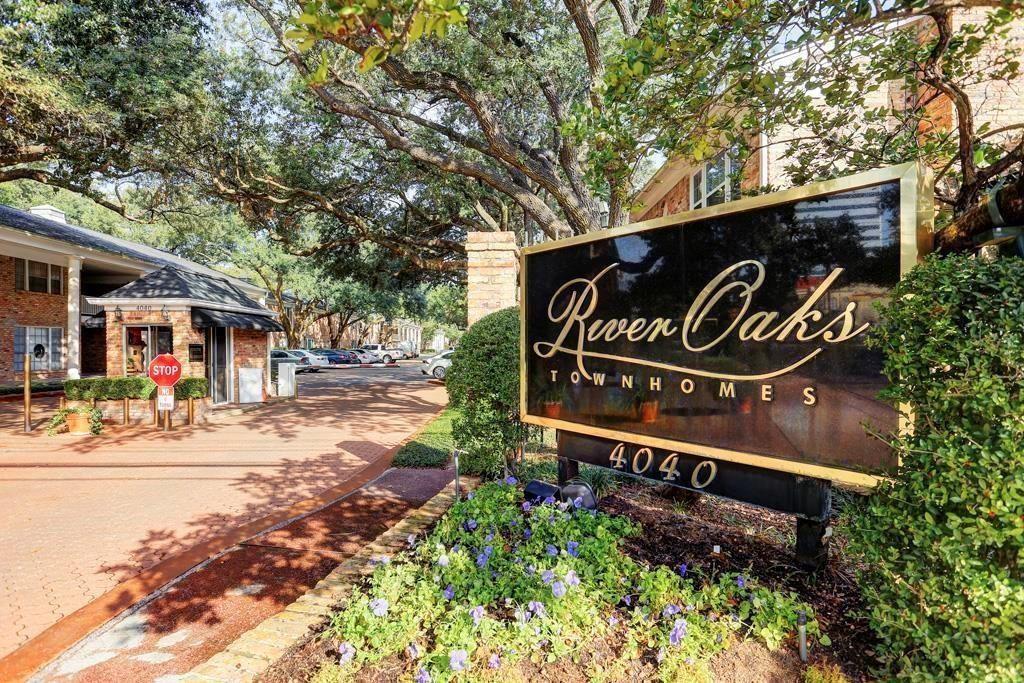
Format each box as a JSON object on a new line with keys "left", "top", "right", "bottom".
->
{"left": 179, "top": 481, "right": 465, "bottom": 683}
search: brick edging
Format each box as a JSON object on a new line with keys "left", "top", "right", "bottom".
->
{"left": 180, "top": 481, "right": 465, "bottom": 682}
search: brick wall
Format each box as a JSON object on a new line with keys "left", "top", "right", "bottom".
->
{"left": 232, "top": 328, "right": 269, "bottom": 400}
{"left": 466, "top": 232, "right": 519, "bottom": 326}
{"left": 0, "top": 255, "right": 70, "bottom": 382}
{"left": 81, "top": 327, "right": 106, "bottom": 375}
{"left": 104, "top": 309, "right": 205, "bottom": 378}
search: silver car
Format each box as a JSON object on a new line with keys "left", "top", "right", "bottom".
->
{"left": 421, "top": 350, "right": 454, "bottom": 380}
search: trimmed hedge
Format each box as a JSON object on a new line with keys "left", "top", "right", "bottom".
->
{"left": 847, "top": 254, "right": 1024, "bottom": 681}
{"left": 63, "top": 376, "right": 209, "bottom": 401}
{"left": 446, "top": 307, "right": 524, "bottom": 477}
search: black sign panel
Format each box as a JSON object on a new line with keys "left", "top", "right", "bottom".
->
{"left": 558, "top": 432, "right": 831, "bottom": 519}
{"left": 522, "top": 167, "right": 930, "bottom": 487}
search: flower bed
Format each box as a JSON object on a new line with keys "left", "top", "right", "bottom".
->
{"left": 309, "top": 480, "right": 828, "bottom": 682}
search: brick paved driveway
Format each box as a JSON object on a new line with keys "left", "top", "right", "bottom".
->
{"left": 0, "top": 365, "right": 445, "bottom": 659}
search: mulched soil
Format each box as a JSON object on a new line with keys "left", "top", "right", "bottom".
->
{"left": 603, "top": 483, "right": 878, "bottom": 682}
{"left": 260, "top": 478, "right": 879, "bottom": 683}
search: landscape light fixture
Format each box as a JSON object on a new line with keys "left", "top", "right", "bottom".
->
{"left": 161, "top": 305, "right": 170, "bottom": 322}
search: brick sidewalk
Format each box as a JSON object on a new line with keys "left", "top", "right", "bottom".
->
{"left": 0, "top": 373, "right": 446, "bottom": 664}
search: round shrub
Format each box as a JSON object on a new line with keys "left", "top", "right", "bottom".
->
{"left": 446, "top": 307, "right": 525, "bottom": 477}
{"left": 847, "top": 254, "right": 1024, "bottom": 681}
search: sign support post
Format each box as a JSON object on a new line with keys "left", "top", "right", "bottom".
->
{"left": 23, "top": 353, "right": 31, "bottom": 433}
{"left": 148, "top": 354, "right": 183, "bottom": 433}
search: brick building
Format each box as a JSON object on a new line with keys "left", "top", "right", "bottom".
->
{"left": 632, "top": 11, "right": 1024, "bottom": 227}
{"left": 0, "top": 204, "right": 282, "bottom": 404}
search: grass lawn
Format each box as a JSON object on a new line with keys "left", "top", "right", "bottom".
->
{"left": 393, "top": 407, "right": 460, "bottom": 468}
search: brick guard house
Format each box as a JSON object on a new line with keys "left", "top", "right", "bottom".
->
{"left": 1, "top": 204, "right": 283, "bottom": 404}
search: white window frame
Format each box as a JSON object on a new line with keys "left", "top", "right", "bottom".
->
{"left": 13, "top": 326, "right": 64, "bottom": 372}
{"left": 14, "top": 258, "right": 64, "bottom": 295}
{"left": 690, "top": 150, "right": 740, "bottom": 210}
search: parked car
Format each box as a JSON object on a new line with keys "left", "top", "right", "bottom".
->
{"left": 421, "top": 349, "right": 454, "bottom": 380}
{"left": 287, "top": 349, "right": 327, "bottom": 372}
{"left": 346, "top": 348, "right": 380, "bottom": 364}
{"left": 270, "top": 349, "right": 302, "bottom": 376}
{"left": 361, "top": 343, "right": 406, "bottom": 363}
{"left": 312, "top": 349, "right": 357, "bottom": 365}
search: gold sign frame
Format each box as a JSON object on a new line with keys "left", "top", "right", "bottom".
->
{"left": 519, "top": 162, "right": 934, "bottom": 488}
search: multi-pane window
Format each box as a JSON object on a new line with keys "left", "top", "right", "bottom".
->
{"left": 13, "top": 258, "right": 64, "bottom": 295}
{"left": 691, "top": 150, "right": 740, "bottom": 210}
{"left": 13, "top": 326, "right": 64, "bottom": 372}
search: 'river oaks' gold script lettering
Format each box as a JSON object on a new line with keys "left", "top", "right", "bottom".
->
{"left": 532, "top": 260, "right": 868, "bottom": 381}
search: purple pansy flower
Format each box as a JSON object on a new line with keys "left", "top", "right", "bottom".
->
{"left": 565, "top": 569, "right": 580, "bottom": 587}
{"left": 437, "top": 554, "right": 449, "bottom": 567}
{"left": 485, "top": 532, "right": 494, "bottom": 542}
{"left": 415, "top": 668, "right": 431, "bottom": 683}
{"left": 678, "top": 563, "right": 688, "bottom": 577}
{"left": 608, "top": 615, "right": 619, "bottom": 626}
{"left": 541, "top": 569, "right": 555, "bottom": 584}
{"left": 573, "top": 496, "right": 583, "bottom": 509}
{"left": 369, "top": 598, "right": 389, "bottom": 617}
{"left": 488, "top": 653, "right": 501, "bottom": 669}
{"left": 546, "top": 545, "right": 558, "bottom": 557}
{"left": 443, "top": 584, "right": 455, "bottom": 600}
{"left": 528, "top": 600, "right": 547, "bottom": 618}
{"left": 656, "top": 647, "right": 666, "bottom": 663}
{"left": 669, "top": 617, "right": 688, "bottom": 646}
{"left": 467, "top": 492, "right": 475, "bottom": 500}
{"left": 470, "top": 605, "right": 485, "bottom": 626}
{"left": 552, "top": 581, "right": 566, "bottom": 598}
{"left": 543, "top": 495, "right": 557, "bottom": 505}
{"left": 476, "top": 552, "right": 489, "bottom": 567}
{"left": 464, "top": 519, "right": 478, "bottom": 531}
{"left": 663, "top": 604, "right": 681, "bottom": 618}
{"left": 504, "top": 475, "right": 518, "bottom": 485}
{"left": 449, "top": 649, "right": 469, "bottom": 671}
{"left": 407, "top": 643, "right": 420, "bottom": 659}
{"left": 522, "top": 501, "right": 532, "bottom": 512}
{"left": 484, "top": 545, "right": 494, "bottom": 556}
{"left": 338, "top": 641, "right": 355, "bottom": 665}
{"left": 736, "top": 575, "right": 746, "bottom": 589}
{"left": 523, "top": 529, "right": 532, "bottom": 540}
{"left": 622, "top": 594, "right": 632, "bottom": 606}
{"left": 567, "top": 541, "right": 579, "bottom": 557}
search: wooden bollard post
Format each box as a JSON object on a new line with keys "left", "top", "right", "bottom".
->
{"left": 23, "top": 354, "right": 31, "bottom": 433}
{"left": 123, "top": 397, "right": 130, "bottom": 425}
{"left": 187, "top": 397, "right": 194, "bottom": 425}
{"left": 152, "top": 398, "right": 159, "bottom": 426}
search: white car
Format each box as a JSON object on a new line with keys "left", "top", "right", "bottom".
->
{"left": 360, "top": 344, "right": 405, "bottom": 363}
{"left": 287, "top": 349, "right": 328, "bottom": 372}
{"left": 346, "top": 348, "right": 380, "bottom": 364}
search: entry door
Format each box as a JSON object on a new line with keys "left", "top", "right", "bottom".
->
{"left": 206, "top": 327, "right": 230, "bottom": 404}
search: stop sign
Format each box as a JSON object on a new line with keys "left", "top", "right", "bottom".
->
{"left": 148, "top": 354, "right": 183, "bottom": 387}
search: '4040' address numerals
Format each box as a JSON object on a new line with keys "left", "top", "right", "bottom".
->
{"left": 608, "top": 443, "right": 718, "bottom": 489}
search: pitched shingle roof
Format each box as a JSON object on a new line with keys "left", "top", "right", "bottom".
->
{"left": 98, "top": 266, "right": 269, "bottom": 312}
{"left": 0, "top": 204, "right": 259, "bottom": 294}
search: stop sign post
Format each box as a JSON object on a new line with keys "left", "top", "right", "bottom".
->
{"left": 148, "top": 354, "right": 182, "bottom": 430}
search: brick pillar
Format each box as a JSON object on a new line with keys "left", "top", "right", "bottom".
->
{"left": 466, "top": 231, "right": 519, "bottom": 326}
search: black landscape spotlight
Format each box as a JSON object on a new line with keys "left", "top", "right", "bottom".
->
{"left": 561, "top": 479, "right": 598, "bottom": 511}
{"left": 523, "top": 479, "right": 561, "bottom": 503}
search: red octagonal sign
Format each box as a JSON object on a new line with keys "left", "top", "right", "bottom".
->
{"left": 148, "top": 353, "right": 183, "bottom": 387}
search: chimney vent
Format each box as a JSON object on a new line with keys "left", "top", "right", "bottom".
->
{"left": 29, "top": 205, "right": 66, "bottom": 224}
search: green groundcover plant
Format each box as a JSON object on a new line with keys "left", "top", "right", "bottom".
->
{"left": 847, "top": 254, "right": 1024, "bottom": 681}
{"left": 320, "top": 480, "right": 826, "bottom": 682}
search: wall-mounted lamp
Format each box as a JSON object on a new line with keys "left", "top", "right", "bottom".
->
{"left": 114, "top": 306, "right": 123, "bottom": 322}
{"left": 161, "top": 305, "right": 170, "bottom": 322}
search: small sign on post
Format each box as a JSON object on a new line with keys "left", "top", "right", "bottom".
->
{"left": 148, "top": 354, "right": 182, "bottom": 431}
{"left": 156, "top": 386, "right": 175, "bottom": 411}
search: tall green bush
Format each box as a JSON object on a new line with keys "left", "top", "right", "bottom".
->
{"left": 445, "top": 307, "right": 525, "bottom": 477}
{"left": 847, "top": 254, "right": 1024, "bottom": 681}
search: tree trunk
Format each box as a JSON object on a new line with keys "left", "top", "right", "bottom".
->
{"left": 934, "top": 175, "right": 1024, "bottom": 253}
